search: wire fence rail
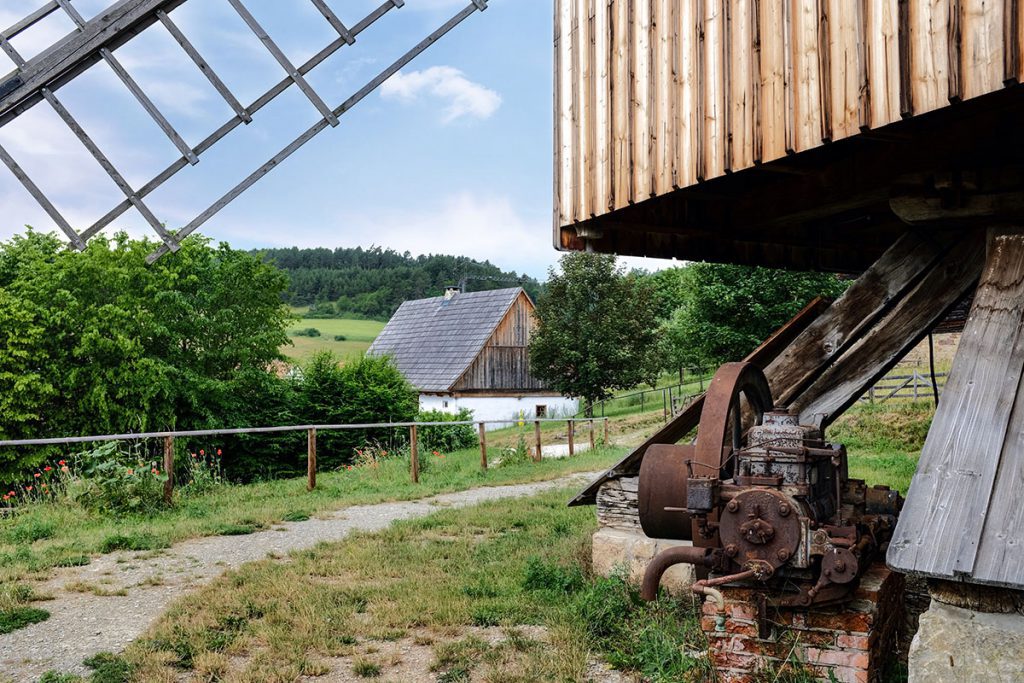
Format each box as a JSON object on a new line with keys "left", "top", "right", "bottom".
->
{"left": 0, "top": 417, "right": 611, "bottom": 501}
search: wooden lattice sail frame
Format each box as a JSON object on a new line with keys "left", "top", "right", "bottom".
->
{"left": 0, "top": 0, "right": 489, "bottom": 261}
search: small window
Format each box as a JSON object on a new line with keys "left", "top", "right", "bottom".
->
{"left": 535, "top": 405, "right": 547, "bottom": 418}
{"left": 443, "top": 400, "right": 450, "bottom": 409}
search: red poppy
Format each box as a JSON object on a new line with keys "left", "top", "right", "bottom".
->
{"left": 26, "top": 486, "right": 32, "bottom": 491}
{"left": 200, "top": 449, "right": 205, "bottom": 456}
{"left": 58, "top": 460, "right": 66, "bottom": 466}
{"left": 191, "top": 453, "right": 197, "bottom": 458}
{"left": 127, "top": 468, "right": 134, "bottom": 475}
{"left": 44, "top": 466, "right": 52, "bottom": 472}
{"left": 216, "top": 449, "right": 222, "bottom": 456}
{"left": 432, "top": 451, "right": 439, "bottom": 456}
{"left": 34, "top": 473, "right": 40, "bottom": 478}
{"left": 151, "top": 468, "right": 159, "bottom": 475}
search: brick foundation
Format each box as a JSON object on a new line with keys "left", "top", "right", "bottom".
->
{"left": 700, "top": 564, "right": 905, "bottom": 683}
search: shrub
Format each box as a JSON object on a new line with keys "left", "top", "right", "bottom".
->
{"left": 293, "top": 327, "right": 322, "bottom": 337}
{"left": 70, "top": 442, "right": 169, "bottom": 516}
{"left": 498, "top": 434, "right": 531, "bottom": 468}
{"left": 0, "top": 606, "right": 49, "bottom": 634}
{"left": 99, "top": 532, "right": 167, "bottom": 553}
{"left": 417, "top": 408, "right": 477, "bottom": 453}
{"left": 334, "top": 334, "right": 347, "bottom": 341}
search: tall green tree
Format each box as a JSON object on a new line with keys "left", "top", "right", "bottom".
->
{"left": 529, "top": 253, "right": 661, "bottom": 415}
{"left": 661, "top": 263, "right": 847, "bottom": 369}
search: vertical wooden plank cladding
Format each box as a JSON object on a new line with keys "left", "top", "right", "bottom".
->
{"left": 791, "top": 0, "right": 824, "bottom": 152}
{"left": 890, "top": 230, "right": 1024, "bottom": 583}
{"left": 704, "top": 0, "right": 727, "bottom": 178}
{"left": 1006, "top": 0, "right": 1021, "bottom": 83}
{"left": 653, "top": 0, "right": 673, "bottom": 196}
{"left": 569, "top": 0, "right": 581, "bottom": 223}
{"left": 676, "top": 0, "right": 700, "bottom": 186}
{"left": 611, "top": 0, "right": 630, "bottom": 210}
{"left": 1018, "top": 0, "right": 1024, "bottom": 81}
{"left": 553, "top": 0, "right": 561, "bottom": 231}
{"left": 867, "top": 0, "right": 902, "bottom": 126}
{"left": 556, "top": 0, "right": 573, "bottom": 228}
{"left": 595, "top": 0, "right": 610, "bottom": 214}
{"left": 577, "top": 0, "right": 591, "bottom": 219}
{"left": 828, "top": 0, "right": 862, "bottom": 140}
{"left": 729, "top": 0, "right": 756, "bottom": 171}
{"left": 909, "top": 0, "right": 950, "bottom": 113}
{"left": 759, "top": 0, "right": 788, "bottom": 161}
{"left": 962, "top": 0, "right": 1005, "bottom": 100}
{"left": 632, "top": 0, "right": 652, "bottom": 201}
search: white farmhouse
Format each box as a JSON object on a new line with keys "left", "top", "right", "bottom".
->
{"left": 368, "top": 287, "right": 577, "bottom": 425}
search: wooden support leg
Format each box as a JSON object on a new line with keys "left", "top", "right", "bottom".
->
{"left": 890, "top": 228, "right": 1024, "bottom": 587}
{"left": 162, "top": 435, "right": 174, "bottom": 505}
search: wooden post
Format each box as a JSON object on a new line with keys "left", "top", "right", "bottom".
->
{"left": 589, "top": 419, "right": 595, "bottom": 450}
{"left": 478, "top": 422, "right": 488, "bottom": 470}
{"left": 663, "top": 389, "right": 668, "bottom": 421}
{"left": 603, "top": 417, "right": 609, "bottom": 445}
{"left": 307, "top": 427, "right": 317, "bottom": 491}
{"left": 568, "top": 420, "right": 575, "bottom": 456}
{"left": 534, "top": 420, "right": 542, "bottom": 462}
{"left": 410, "top": 424, "right": 419, "bottom": 483}
{"left": 162, "top": 435, "right": 174, "bottom": 505}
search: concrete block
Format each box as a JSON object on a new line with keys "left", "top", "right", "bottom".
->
{"left": 591, "top": 528, "right": 696, "bottom": 594}
{"left": 909, "top": 602, "right": 1024, "bottom": 683}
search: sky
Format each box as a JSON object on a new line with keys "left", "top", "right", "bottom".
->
{"left": 0, "top": 0, "right": 675, "bottom": 278}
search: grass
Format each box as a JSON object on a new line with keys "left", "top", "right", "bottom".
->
{"left": 282, "top": 316, "right": 385, "bottom": 362}
{"left": 0, "top": 442, "right": 624, "bottom": 587}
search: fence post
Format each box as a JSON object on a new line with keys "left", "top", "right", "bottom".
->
{"left": 603, "top": 417, "right": 610, "bottom": 445}
{"left": 568, "top": 420, "right": 575, "bottom": 456}
{"left": 641, "top": 391, "right": 645, "bottom": 413}
{"left": 913, "top": 371, "right": 919, "bottom": 401}
{"left": 162, "top": 435, "right": 174, "bottom": 504}
{"left": 589, "top": 419, "right": 595, "bottom": 450}
{"left": 869, "top": 386, "right": 876, "bottom": 403}
{"left": 478, "top": 422, "right": 487, "bottom": 470}
{"left": 534, "top": 420, "right": 542, "bottom": 462}
{"left": 663, "top": 389, "right": 668, "bottom": 422}
{"left": 307, "top": 427, "right": 317, "bottom": 491}
{"left": 410, "top": 424, "right": 419, "bottom": 483}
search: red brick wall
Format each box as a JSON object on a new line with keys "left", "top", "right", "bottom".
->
{"left": 700, "top": 564, "right": 905, "bottom": 682}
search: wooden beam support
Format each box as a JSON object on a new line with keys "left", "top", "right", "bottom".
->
{"left": 890, "top": 227, "right": 1024, "bottom": 588}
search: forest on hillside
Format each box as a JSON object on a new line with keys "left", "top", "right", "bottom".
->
{"left": 258, "top": 246, "right": 542, "bottom": 320}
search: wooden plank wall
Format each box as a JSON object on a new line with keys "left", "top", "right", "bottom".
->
{"left": 453, "top": 293, "right": 549, "bottom": 392}
{"left": 554, "top": 0, "right": 1024, "bottom": 229}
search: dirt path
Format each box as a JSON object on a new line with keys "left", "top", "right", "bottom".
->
{"left": 0, "top": 471, "right": 603, "bottom": 681}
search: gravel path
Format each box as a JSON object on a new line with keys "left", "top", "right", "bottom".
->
{"left": 0, "top": 471, "right": 602, "bottom": 681}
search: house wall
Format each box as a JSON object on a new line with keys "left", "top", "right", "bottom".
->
{"left": 419, "top": 394, "right": 580, "bottom": 429}
{"left": 452, "top": 292, "right": 549, "bottom": 392}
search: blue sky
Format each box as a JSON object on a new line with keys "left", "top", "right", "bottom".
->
{"left": 0, "top": 0, "right": 671, "bottom": 278}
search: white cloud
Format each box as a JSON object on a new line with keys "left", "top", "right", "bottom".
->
{"left": 381, "top": 66, "right": 501, "bottom": 123}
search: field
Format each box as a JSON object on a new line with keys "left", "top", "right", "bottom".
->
{"left": 283, "top": 313, "right": 385, "bottom": 362}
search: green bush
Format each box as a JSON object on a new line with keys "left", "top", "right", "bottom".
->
{"left": 417, "top": 408, "right": 477, "bottom": 453}
{"left": 333, "top": 334, "right": 347, "bottom": 341}
{"left": 293, "top": 327, "right": 322, "bottom": 337}
{"left": 0, "top": 606, "right": 49, "bottom": 634}
{"left": 70, "top": 442, "right": 169, "bottom": 516}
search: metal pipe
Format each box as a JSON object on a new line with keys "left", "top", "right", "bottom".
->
{"left": 640, "top": 546, "right": 715, "bottom": 602}
{"left": 691, "top": 568, "right": 759, "bottom": 632}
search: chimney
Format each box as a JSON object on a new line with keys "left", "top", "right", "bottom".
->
{"left": 444, "top": 286, "right": 460, "bottom": 300}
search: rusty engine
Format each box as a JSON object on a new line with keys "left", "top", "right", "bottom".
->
{"left": 638, "top": 362, "right": 901, "bottom": 627}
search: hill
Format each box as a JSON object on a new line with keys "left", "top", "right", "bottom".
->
{"left": 259, "top": 246, "right": 542, "bottom": 321}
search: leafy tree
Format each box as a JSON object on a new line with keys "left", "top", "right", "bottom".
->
{"left": 294, "top": 352, "right": 418, "bottom": 469}
{"left": 529, "top": 253, "right": 661, "bottom": 415}
{"left": 661, "top": 263, "right": 848, "bottom": 368}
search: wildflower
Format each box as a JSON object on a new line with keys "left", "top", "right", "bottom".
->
{"left": 152, "top": 468, "right": 159, "bottom": 475}
{"left": 200, "top": 449, "right": 205, "bottom": 456}
{"left": 26, "top": 486, "right": 32, "bottom": 492}
{"left": 382, "top": 451, "right": 388, "bottom": 456}
{"left": 127, "top": 469, "right": 134, "bottom": 475}
{"left": 41, "top": 484, "right": 48, "bottom": 490}
{"left": 61, "top": 466, "right": 69, "bottom": 473}
{"left": 432, "top": 451, "right": 440, "bottom": 456}
{"left": 34, "top": 473, "right": 41, "bottom": 478}
{"left": 191, "top": 452, "right": 197, "bottom": 459}
{"left": 216, "top": 449, "right": 222, "bottom": 456}
{"left": 44, "top": 466, "right": 52, "bottom": 472}
{"left": 58, "top": 460, "right": 66, "bottom": 466}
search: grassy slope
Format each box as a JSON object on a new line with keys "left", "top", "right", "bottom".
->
{"left": 0, "top": 444, "right": 624, "bottom": 587}
{"left": 283, "top": 316, "right": 385, "bottom": 362}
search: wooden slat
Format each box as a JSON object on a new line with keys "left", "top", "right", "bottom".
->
{"left": 610, "top": 0, "right": 630, "bottom": 209}
{"left": 1005, "top": 0, "right": 1021, "bottom": 83}
{"left": 1, "top": 2, "right": 60, "bottom": 41}
{"left": 759, "top": 0, "right": 788, "bottom": 162}
{"left": 580, "top": 0, "right": 593, "bottom": 219}
{"left": 0, "top": 143, "right": 85, "bottom": 249}
{"left": 791, "top": 0, "right": 824, "bottom": 152}
{"left": 703, "top": 0, "right": 726, "bottom": 177}
{"left": 729, "top": 0, "right": 756, "bottom": 171}
{"left": 961, "top": 0, "right": 1005, "bottom": 100}
{"left": 594, "top": 0, "right": 610, "bottom": 214}
{"left": 632, "top": 0, "right": 652, "bottom": 200}
{"left": 827, "top": 0, "right": 862, "bottom": 140}
{"left": 890, "top": 228, "right": 1024, "bottom": 586}
{"left": 653, "top": 0, "right": 672, "bottom": 195}
{"left": 570, "top": 0, "right": 581, "bottom": 221}
{"left": 556, "top": 0, "right": 573, "bottom": 225}
{"left": 674, "top": 0, "right": 699, "bottom": 187}
{"left": 867, "top": 0, "right": 901, "bottom": 126}
{"left": 949, "top": 0, "right": 964, "bottom": 101}
{"left": 908, "top": 0, "right": 950, "bottom": 113}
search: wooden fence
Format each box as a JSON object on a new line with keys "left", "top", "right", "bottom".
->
{"left": 0, "top": 417, "right": 611, "bottom": 502}
{"left": 860, "top": 371, "right": 949, "bottom": 404}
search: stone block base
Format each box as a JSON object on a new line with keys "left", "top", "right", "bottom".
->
{"left": 702, "top": 564, "right": 904, "bottom": 683}
{"left": 909, "top": 601, "right": 1024, "bottom": 682}
{"left": 591, "top": 528, "right": 696, "bottom": 593}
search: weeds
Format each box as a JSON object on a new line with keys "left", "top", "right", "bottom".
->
{"left": 0, "top": 605, "right": 49, "bottom": 634}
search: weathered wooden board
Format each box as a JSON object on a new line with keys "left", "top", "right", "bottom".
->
{"left": 889, "top": 228, "right": 1024, "bottom": 587}
{"left": 555, "top": 0, "right": 1024, "bottom": 228}
{"left": 794, "top": 230, "right": 985, "bottom": 427}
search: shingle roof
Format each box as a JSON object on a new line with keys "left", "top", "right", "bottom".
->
{"left": 367, "top": 288, "right": 524, "bottom": 393}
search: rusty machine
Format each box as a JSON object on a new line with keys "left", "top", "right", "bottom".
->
{"left": 638, "top": 362, "right": 901, "bottom": 628}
